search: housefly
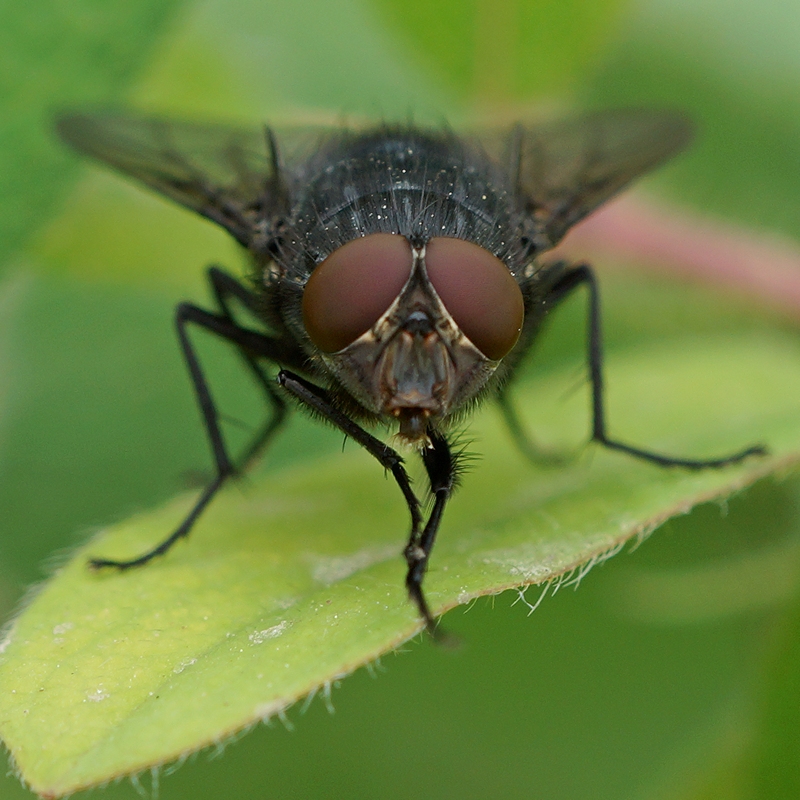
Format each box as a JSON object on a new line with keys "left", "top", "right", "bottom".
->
{"left": 56, "top": 110, "right": 765, "bottom": 634}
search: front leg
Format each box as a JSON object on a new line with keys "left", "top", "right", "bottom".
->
{"left": 404, "top": 430, "right": 459, "bottom": 636}
{"left": 278, "top": 370, "right": 424, "bottom": 554}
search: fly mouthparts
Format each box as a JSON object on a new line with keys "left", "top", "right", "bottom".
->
{"left": 395, "top": 408, "right": 433, "bottom": 445}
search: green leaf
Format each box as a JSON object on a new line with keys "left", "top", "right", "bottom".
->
{"left": 1, "top": 332, "right": 798, "bottom": 796}
{"left": 584, "top": 11, "right": 800, "bottom": 239}
{"left": 0, "top": 0, "right": 187, "bottom": 272}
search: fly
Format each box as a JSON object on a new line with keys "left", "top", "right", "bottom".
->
{"left": 56, "top": 110, "right": 766, "bottom": 635}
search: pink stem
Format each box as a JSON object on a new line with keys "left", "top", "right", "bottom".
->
{"left": 554, "top": 195, "right": 800, "bottom": 320}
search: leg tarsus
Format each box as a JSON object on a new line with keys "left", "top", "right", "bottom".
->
{"left": 89, "top": 473, "right": 225, "bottom": 570}
{"left": 496, "top": 391, "right": 580, "bottom": 467}
{"left": 595, "top": 436, "right": 768, "bottom": 470}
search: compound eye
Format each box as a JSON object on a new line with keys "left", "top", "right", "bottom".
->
{"left": 303, "top": 233, "right": 413, "bottom": 353}
{"left": 425, "top": 237, "right": 524, "bottom": 360}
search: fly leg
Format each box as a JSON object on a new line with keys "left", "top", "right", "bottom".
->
{"left": 404, "top": 430, "right": 458, "bottom": 636}
{"left": 90, "top": 299, "right": 300, "bottom": 570}
{"left": 548, "top": 262, "right": 767, "bottom": 467}
{"left": 277, "top": 370, "right": 424, "bottom": 567}
{"left": 281, "top": 372, "right": 457, "bottom": 636}
{"left": 496, "top": 390, "right": 576, "bottom": 466}
{"left": 205, "top": 266, "right": 291, "bottom": 472}
{"left": 496, "top": 262, "right": 582, "bottom": 467}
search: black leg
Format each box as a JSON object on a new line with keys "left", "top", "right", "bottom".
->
{"left": 404, "top": 430, "right": 459, "bottom": 635}
{"left": 90, "top": 298, "right": 298, "bottom": 571}
{"left": 282, "top": 371, "right": 471, "bottom": 634}
{"left": 496, "top": 391, "right": 576, "bottom": 467}
{"left": 546, "top": 263, "right": 767, "bottom": 468}
{"left": 278, "top": 370, "right": 423, "bottom": 546}
{"left": 280, "top": 371, "right": 460, "bottom": 634}
{"left": 206, "top": 267, "right": 287, "bottom": 472}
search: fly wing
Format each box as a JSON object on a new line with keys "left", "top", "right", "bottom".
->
{"left": 471, "top": 109, "right": 693, "bottom": 252}
{"left": 518, "top": 109, "right": 693, "bottom": 249}
{"left": 56, "top": 111, "right": 328, "bottom": 248}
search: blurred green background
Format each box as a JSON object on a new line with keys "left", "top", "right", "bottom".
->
{"left": 2, "top": 0, "right": 800, "bottom": 797}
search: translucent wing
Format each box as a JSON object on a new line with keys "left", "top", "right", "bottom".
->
{"left": 56, "top": 111, "right": 328, "bottom": 248}
{"left": 472, "top": 109, "right": 693, "bottom": 251}
{"left": 58, "top": 110, "right": 691, "bottom": 253}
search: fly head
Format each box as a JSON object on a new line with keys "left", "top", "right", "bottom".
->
{"left": 302, "top": 233, "right": 524, "bottom": 443}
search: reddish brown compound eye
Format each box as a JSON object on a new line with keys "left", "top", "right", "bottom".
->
{"left": 302, "top": 233, "right": 413, "bottom": 353}
{"left": 425, "top": 237, "right": 524, "bottom": 360}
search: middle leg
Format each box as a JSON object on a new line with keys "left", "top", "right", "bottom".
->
{"left": 548, "top": 263, "right": 767, "bottom": 467}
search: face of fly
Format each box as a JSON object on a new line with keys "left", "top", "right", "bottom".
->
{"left": 301, "top": 233, "right": 525, "bottom": 443}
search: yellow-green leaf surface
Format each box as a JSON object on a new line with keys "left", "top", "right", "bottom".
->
{"left": 1, "top": 332, "right": 799, "bottom": 796}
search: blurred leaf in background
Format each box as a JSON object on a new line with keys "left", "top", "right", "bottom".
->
{"left": 369, "top": 0, "right": 629, "bottom": 105}
{"left": 0, "top": 1, "right": 188, "bottom": 271}
{"left": 1, "top": 0, "right": 800, "bottom": 798}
